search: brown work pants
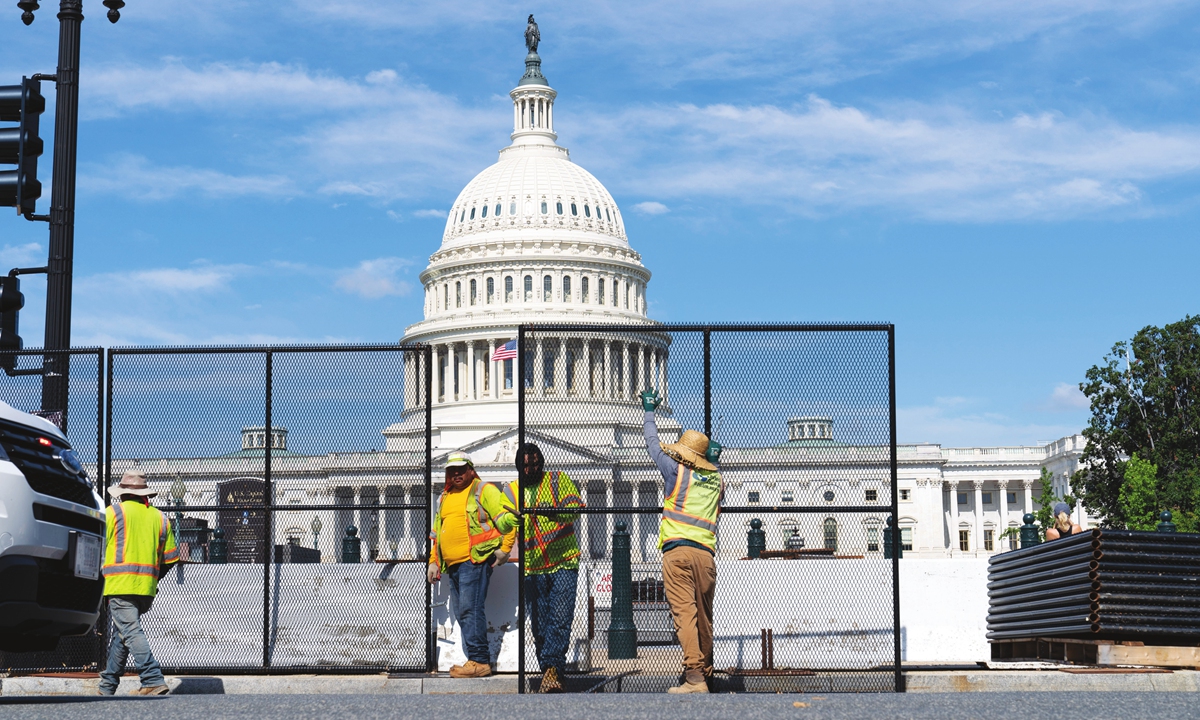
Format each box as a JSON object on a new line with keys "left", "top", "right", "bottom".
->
{"left": 662, "top": 545, "right": 717, "bottom": 675}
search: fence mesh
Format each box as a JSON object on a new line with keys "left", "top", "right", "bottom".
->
{"left": 517, "top": 324, "right": 898, "bottom": 693}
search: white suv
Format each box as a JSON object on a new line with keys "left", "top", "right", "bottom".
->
{"left": 0, "top": 400, "right": 104, "bottom": 653}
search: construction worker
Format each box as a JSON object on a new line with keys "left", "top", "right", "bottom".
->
{"left": 641, "top": 388, "right": 724, "bottom": 694}
{"left": 503, "top": 443, "right": 585, "bottom": 693}
{"left": 427, "top": 451, "right": 520, "bottom": 678}
{"left": 98, "top": 471, "right": 180, "bottom": 696}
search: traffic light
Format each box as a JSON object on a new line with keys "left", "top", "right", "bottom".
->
{"left": 0, "top": 78, "right": 45, "bottom": 216}
{"left": 0, "top": 275, "right": 24, "bottom": 371}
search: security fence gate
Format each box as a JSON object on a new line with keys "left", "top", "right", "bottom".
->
{"left": 516, "top": 324, "right": 899, "bottom": 693}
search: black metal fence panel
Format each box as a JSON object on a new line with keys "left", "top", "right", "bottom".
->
{"left": 0, "top": 349, "right": 105, "bottom": 673}
{"left": 516, "top": 324, "right": 898, "bottom": 693}
{"left": 103, "top": 345, "right": 432, "bottom": 674}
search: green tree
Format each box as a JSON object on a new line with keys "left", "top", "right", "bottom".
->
{"left": 1118, "top": 453, "right": 1159, "bottom": 531}
{"left": 1033, "top": 466, "right": 1074, "bottom": 539}
{"left": 1073, "top": 315, "right": 1200, "bottom": 531}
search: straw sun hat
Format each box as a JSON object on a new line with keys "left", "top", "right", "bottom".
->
{"left": 114, "top": 470, "right": 157, "bottom": 497}
{"left": 661, "top": 430, "right": 717, "bottom": 472}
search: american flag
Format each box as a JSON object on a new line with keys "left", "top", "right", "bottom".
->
{"left": 491, "top": 339, "right": 518, "bottom": 361}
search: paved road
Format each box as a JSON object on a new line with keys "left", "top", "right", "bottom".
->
{"left": 0, "top": 692, "right": 1191, "bottom": 720}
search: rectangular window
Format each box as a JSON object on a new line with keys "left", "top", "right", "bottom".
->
{"left": 982, "top": 492, "right": 993, "bottom": 505}
{"left": 456, "top": 282, "right": 461, "bottom": 308}
{"left": 957, "top": 492, "right": 968, "bottom": 505}
{"left": 598, "top": 278, "right": 605, "bottom": 304}
{"left": 505, "top": 277, "right": 513, "bottom": 302}
{"left": 867, "top": 527, "right": 879, "bottom": 552}
{"left": 487, "top": 277, "right": 494, "bottom": 304}
{"left": 865, "top": 489, "right": 878, "bottom": 502}
{"left": 984, "top": 529, "right": 994, "bottom": 551}
{"left": 470, "top": 279, "right": 477, "bottom": 306}
{"left": 901, "top": 527, "right": 913, "bottom": 552}
{"left": 747, "top": 491, "right": 760, "bottom": 504}
{"left": 504, "top": 359, "right": 513, "bottom": 389}
{"left": 781, "top": 490, "right": 794, "bottom": 504}
{"left": 612, "top": 281, "right": 618, "bottom": 306}
{"left": 1008, "top": 532, "right": 1018, "bottom": 551}
{"left": 582, "top": 276, "right": 589, "bottom": 303}
{"left": 959, "top": 529, "right": 970, "bottom": 552}
{"left": 563, "top": 276, "right": 572, "bottom": 302}
{"left": 899, "top": 489, "right": 911, "bottom": 501}
{"left": 1007, "top": 492, "right": 1017, "bottom": 505}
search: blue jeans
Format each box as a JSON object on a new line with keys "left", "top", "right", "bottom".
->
{"left": 99, "top": 596, "right": 165, "bottom": 694}
{"left": 525, "top": 568, "right": 578, "bottom": 673}
{"left": 446, "top": 560, "right": 494, "bottom": 664}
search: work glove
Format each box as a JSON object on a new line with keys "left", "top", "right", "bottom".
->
{"left": 706, "top": 440, "right": 723, "bottom": 464}
{"left": 426, "top": 562, "right": 441, "bottom": 584}
{"left": 641, "top": 389, "right": 662, "bottom": 412}
{"left": 491, "top": 548, "right": 510, "bottom": 567}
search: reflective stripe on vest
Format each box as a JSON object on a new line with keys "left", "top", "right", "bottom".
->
{"left": 103, "top": 501, "right": 177, "bottom": 596}
{"left": 659, "top": 464, "right": 723, "bottom": 550}
{"left": 432, "top": 479, "right": 503, "bottom": 567}
{"left": 510, "top": 472, "right": 582, "bottom": 573}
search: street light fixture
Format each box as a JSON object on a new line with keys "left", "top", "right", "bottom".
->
{"left": 311, "top": 514, "right": 322, "bottom": 552}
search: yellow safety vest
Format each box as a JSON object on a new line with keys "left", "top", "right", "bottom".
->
{"left": 102, "top": 500, "right": 179, "bottom": 597}
{"left": 429, "top": 478, "right": 518, "bottom": 571}
{"left": 504, "top": 472, "right": 584, "bottom": 575}
{"left": 658, "top": 464, "right": 723, "bottom": 551}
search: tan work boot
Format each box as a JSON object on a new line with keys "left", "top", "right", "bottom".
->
{"left": 539, "top": 666, "right": 563, "bottom": 693}
{"left": 449, "top": 660, "right": 492, "bottom": 678}
{"left": 135, "top": 685, "right": 170, "bottom": 696}
{"left": 667, "top": 669, "right": 708, "bottom": 694}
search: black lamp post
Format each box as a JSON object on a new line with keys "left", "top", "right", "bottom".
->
{"left": 15, "top": 1, "right": 129, "bottom": 425}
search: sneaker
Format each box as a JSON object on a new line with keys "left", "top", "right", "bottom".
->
{"left": 666, "top": 669, "right": 708, "bottom": 694}
{"left": 449, "top": 660, "right": 492, "bottom": 678}
{"left": 135, "top": 685, "right": 170, "bottom": 696}
{"left": 539, "top": 666, "right": 563, "bottom": 693}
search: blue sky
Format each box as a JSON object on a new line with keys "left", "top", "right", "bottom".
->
{"left": 1, "top": 1, "right": 1197, "bottom": 447}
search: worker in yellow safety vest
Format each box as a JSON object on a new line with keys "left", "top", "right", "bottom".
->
{"left": 502, "top": 443, "right": 585, "bottom": 693}
{"left": 427, "top": 451, "right": 520, "bottom": 678}
{"left": 98, "top": 471, "right": 179, "bottom": 696}
{"left": 641, "top": 388, "right": 724, "bottom": 694}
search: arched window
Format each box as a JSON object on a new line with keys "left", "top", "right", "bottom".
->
{"left": 524, "top": 275, "right": 533, "bottom": 302}
{"left": 543, "top": 275, "right": 552, "bottom": 302}
{"left": 481, "top": 204, "right": 488, "bottom": 218}
{"left": 823, "top": 518, "right": 838, "bottom": 551}
{"left": 494, "top": 203, "right": 501, "bottom": 216}
{"left": 443, "top": 284, "right": 449, "bottom": 311}
{"left": 505, "top": 276, "right": 513, "bottom": 302}
{"left": 605, "top": 208, "right": 611, "bottom": 221}
{"left": 469, "top": 279, "right": 477, "bottom": 305}
{"left": 469, "top": 207, "right": 475, "bottom": 220}
{"left": 570, "top": 202, "right": 578, "bottom": 216}
{"left": 460, "top": 209, "right": 466, "bottom": 222}
{"left": 510, "top": 201, "right": 517, "bottom": 215}
{"left": 563, "top": 275, "right": 572, "bottom": 302}
{"left": 584, "top": 205, "right": 591, "bottom": 218}
{"left": 624, "top": 284, "right": 629, "bottom": 309}
{"left": 581, "top": 276, "right": 589, "bottom": 303}
{"left": 541, "top": 200, "right": 548, "bottom": 214}
{"left": 455, "top": 281, "right": 461, "bottom": 308}
{"left": 598, "top": 278, "right": 605, "bottom": 305}
{"left": 612, "top": 280, "right": 619, "bottom": 307}
{"left": 556, "top": 201, "right": 563, "bottom": 215}
{"left": 486, "top": 277, "right": 494, "bottom": 304}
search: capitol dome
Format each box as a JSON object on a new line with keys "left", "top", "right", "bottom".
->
{"left": 395, "top": 33, "right": 672, "bottom": 453}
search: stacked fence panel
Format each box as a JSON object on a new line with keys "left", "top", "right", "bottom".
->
{"left": 517, "top": 324, "right": 898, "bottom": 693}
{"left": 987, "top": 529, "right": 1200, "bottom": 641}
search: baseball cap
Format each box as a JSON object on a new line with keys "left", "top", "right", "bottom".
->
{"left": 445, "top": 451, "right": 474, "bottom": 469}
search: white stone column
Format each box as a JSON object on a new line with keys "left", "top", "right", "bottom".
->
{"left": 973, "top": 480, "right": 984, "bottom": 556}
{"left": 947, "top": 480, "right": 959, "bottom": 556}
{"left": 491, "top": 339, "right": 501, "bottom": 399}
{"left": 431, "top": 345, "right": 441, "bottom": 404}
{"left": 621, "top": 342, "right": 631, "bottom": 399}
{"left": 535, "top": 337, "right": 545, "bottom": 398}
{"left": 635, "top": 344, "right": 644, "bottom": 394}
{"left": 467, "top": 341, "right": 476, "bottom": 401}
{"left": 997, "top": 479, "right": 1010, "bottom": 542}
{"left": 587, "top": 341, "right": 596, "bottom": 399}
{"left": 1023, "top": 479, "right": 1034, "bottom": 519}
{"left": 602, "top": 340, "right": 611, "bottom": 398}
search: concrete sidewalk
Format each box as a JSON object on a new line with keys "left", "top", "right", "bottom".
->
{"left": 2, "top": 669, "right": 1198, "bottom": 695}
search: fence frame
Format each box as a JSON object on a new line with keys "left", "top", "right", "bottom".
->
{"left": 104, "top": 343, "right": 433, "bottom": 675}
{"left": 516, "top": 322, "right": 899, "bottom": 692}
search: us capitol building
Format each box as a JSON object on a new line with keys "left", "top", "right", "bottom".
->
{"left": 113, "top": 33, "right": 1089, "bottom": 563}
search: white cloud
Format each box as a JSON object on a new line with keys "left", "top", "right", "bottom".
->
{"left": 900, "top": 396, "right": 1081, "bottom": 447}
{"left": 79, "top": 155, "right": 295, "bottom": 201}
{"left": 1047, "top": 382, "right": 1091, "bottom": 411}
{"left": 335, "top": 258, "right": 414, "bottom": 299}
{"left": 0, "top": 243, "right": 44, "bottom": 268}
{"left": 78, "top": 264, "right": 246, "bottom": 295}
{"left": 632, "top": 201, "right": 670, "bottom": 215}
{"left": 412, "top": 209, "right": 448, "bottom": 219}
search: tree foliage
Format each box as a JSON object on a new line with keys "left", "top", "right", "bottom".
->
{"left": 1073, "top": 315, "right": 1200, "bottom": 531}
{"left": 1033, "top": 466, "right": 1073, "bottom": 539}
{"left": 1119, "top": 453, "right": 1159, "bottom": 531}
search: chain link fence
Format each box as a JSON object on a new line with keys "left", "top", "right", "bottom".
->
{"left": 516, "top": 324, "right": 899, "bottom": 693}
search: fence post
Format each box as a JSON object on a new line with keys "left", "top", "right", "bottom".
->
{"left": 884, "top": 516, "right": 902, "bottom": 559}
{"left": 209, "top": 528, "right": 227, "bottom": 564}
{"left": 1020, "top": 513, "right": 1041, "bottom": 548}
{"left": 1157, "top": 511, "right": 1176, "bottom": 533}
{"left": 747, "top": 518, "right": 765, "bottom": 559}
{"left": 607, "top": 521, "right": 636, "bottom": 659}
{"left": 342, "top": 526, "right": 361, "bottom": 563}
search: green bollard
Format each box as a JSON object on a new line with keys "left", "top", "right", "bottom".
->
{"left": 341, "top": 525, "right": 362, "bottom": 563}
{"left": 884, "top": 516, "right": 903, "bottom": 559}
{"left": 1020, "top": 513, "right": 1041, "bottom": 548}
{"left": 747, "top": 518, "right": 766, "bottom": 559}
{"left": 209, "top": 528, "right": 227, "bottom": 564}
{"left": 1157, "top": 511, "right": 1177, "bottom": 533}
{"left": 607, "top": 521, "right": 636, "bottom": 659}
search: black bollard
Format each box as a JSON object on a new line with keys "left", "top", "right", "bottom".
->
{"left": 1020, "top": 513, "right": 1041, "bottom": 548}
{"left": 209, "top": 528, "right": 227, "bottom": 564}
{"left": 747, "top": 518, "right": 766, "bottom": 559}
{"left": 341, "top": 525, "right": 361, "bottom": 563}
{"left": 607, "top": 521, "right": 636, "bottom": 659}
{"left": 1157, "top": 511, "right": 1177, "bottom": 533}
{"left": 884, "top": 516, "right": 903, "bottom": 559}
